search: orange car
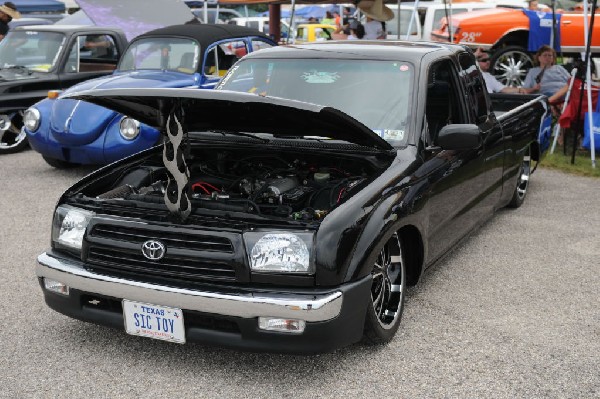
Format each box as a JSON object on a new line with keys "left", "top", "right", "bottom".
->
{"left": 431, "top": 7, "right": 600, "bottom": 85}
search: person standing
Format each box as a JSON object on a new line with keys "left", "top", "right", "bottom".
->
{"left": 322, "top": 11, "right": 335, "bottom": 26}
{"left": 347, "top": 21, "right": 365, "bottom": 40}
{"left": 358, "top": 0, "right": 393, "bottom": 40}
{"left": 0, "top": 2, "right": 20, "bottom": 41}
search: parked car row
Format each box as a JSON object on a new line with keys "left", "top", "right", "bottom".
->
{"left": 0, "top": 24, "right": 276, "bottom": 163}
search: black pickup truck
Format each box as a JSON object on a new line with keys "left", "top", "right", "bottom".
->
{"left": 35, "top": 42, "right": 550, "bottom": 354}
{"left": 0, "top": 25, "right": 128, "bottom": 153}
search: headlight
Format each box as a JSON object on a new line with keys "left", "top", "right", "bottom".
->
{"left": 51, "top": 205, "right": 94, "bottom": 252}
{"left": 23, "top": 108, "right": 40, "bottom": 132}
{"left": 119, "top": 117, "right": 140, "bottom": 140}
{"left": 244, "top": 232, "right": 314, "bottom": 274}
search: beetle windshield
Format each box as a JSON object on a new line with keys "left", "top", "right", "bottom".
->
{"left": 0, "top": 31, "right": 65, "bottom": 72}
{"left": 118, "top": 37, "right": 200, "bottom": 74}
{"left": 217, "top": 58, "right": 413, "bottom": 145}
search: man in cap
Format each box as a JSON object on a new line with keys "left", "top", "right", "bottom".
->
{"left": 358, "top": 0, "right": 393, "bottom": 40}
{"left": 0, "top": 2, "right": 21, "bottom": 40}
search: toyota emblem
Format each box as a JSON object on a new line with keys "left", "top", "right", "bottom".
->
{"left": 141, "top": 240, "right": 166, "bottom": 260}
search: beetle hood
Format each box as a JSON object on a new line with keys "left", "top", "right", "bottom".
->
{"left": 50, "top": 73, "right": 197, "bottom": 146}
{"left": 63, "top": 87, "right": 394, "bottom": 151}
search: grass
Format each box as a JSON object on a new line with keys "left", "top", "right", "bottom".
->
{"left": 540, "top": 144, "right": 600, "bottom": 178}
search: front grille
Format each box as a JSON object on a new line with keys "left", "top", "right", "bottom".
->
{"left": 91, "top": 224, "right": 234, "bottom": 252}
{"left": 85, "top": 222, "right": 244, "bottom": 285}
{"left": 87, "top": 247, "right": 237, "bottom": 283}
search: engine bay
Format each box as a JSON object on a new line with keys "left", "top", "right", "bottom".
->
{"left": 91, "top": 148, "right": 387, "bottom": 221}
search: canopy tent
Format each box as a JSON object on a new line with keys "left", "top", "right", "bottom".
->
{"left": 260, "top": 5, "right": 327, "bottom": 19}
{"left": 11, "top": 0, "right": 65, "bottom": 13}
{"left": 75, "top": 0, "right": 197, "bottom": 42}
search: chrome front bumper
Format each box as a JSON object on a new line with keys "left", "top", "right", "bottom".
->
{"left": 36, "top": 252, "right": 343, "bottom": 322}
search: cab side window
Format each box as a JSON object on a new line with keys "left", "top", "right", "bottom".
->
{"left": 425, "top": 59, "right": 465, "bottom": 144}
{"left": 65, "top": 34, "right": 119, "bottom": 74}
{"left": 204, "top": 41, "right": 247, "bottom": 78}
{"left": 458, "top": 52, "right": 489, "bottom": 123}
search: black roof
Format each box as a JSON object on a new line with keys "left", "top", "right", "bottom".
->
{"left": 134, "top": 24, "right": 273, "bottom": 47}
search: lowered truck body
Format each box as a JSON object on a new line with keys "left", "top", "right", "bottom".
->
{"left": 36, "top": 42, "right": 549, "bottom": 353}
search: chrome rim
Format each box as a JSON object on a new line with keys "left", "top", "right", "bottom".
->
{"left": 516, "top": 151, "right": 531, "bottom": 200}
{"left": 371, "top": 233, "right": 404, "bottom": 330}
{"left": 492, "top": 50, "right": 534, "bottom": 87}
{"left": 0, "top": 112, "right": 25, "bottom": 150}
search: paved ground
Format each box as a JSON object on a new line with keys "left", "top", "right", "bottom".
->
{"left": 1, "top": 149, "right": 598, "bottom": 398}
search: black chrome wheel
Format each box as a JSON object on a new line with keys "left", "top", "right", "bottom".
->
{"left": 508, "top": 146, "right": 531, "bottom": 208}
{"left": 363, "top": 232, "right": 406, "bottom": 344}
{"left": 0, "top": 111, "right": 29, "bottom": 154}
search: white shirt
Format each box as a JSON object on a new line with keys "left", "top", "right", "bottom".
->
{"left": 482, "top": 71, "right": 506, "bottom": 93}
{"left": 363, "top": 20, "right": 383, "bottom": 40}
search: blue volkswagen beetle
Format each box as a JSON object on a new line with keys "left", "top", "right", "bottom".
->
{"left": 23, "top": 24, "right": 276, "bottom": 168}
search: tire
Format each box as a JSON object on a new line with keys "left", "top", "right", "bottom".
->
{"left": 508, "top": 146, "right": 531, "bottom": 208}
{"left": 490, "top": 45, "right": 534, "bottom": 87}
{"left": 42, "top": 155, "right": 77, "bottom": 169}
{"left": 0, "top": 112, "right": 29, "bottom": 154}
{"left": 362, "top": 232, "right": 407, "bottom": 345}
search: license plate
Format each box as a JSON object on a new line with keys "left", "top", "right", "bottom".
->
{"left": 122, "top": 300, "right": 185, "bottom": 344}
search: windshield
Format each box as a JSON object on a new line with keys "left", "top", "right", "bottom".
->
{"left": 218, "top": 58, "right": 413, "bottom": 145}
{"left": 118, "top": 37, "right": 200, "bottom": 74}
{"left": 0, "top": 31, "right": 65, "bottom": 72}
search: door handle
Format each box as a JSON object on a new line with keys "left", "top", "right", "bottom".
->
{"left": 562, "top": 20, "right": 572, "bottom": 24}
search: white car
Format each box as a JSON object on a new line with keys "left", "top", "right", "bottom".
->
{"left": 385, "top": 2, "right": 497, "bottom": 41}
{"left": 229, "top": 17, "right": 291, "bottom": 39}
{"left": 191, "top": 8, "right": 242, "bottom": 24}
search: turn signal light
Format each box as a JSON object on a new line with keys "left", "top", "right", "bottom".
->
{"left": 258, "top": 317, "right": 305, "bottom": 333}
{"left": 43, "top": 278, "right": 69, "bottom": 295}
{"left": 47, "top": 90, "right": 62, "bottom": 99}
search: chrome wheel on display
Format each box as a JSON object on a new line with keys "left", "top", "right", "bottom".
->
{"left": 491, "top": 46, "right": 534, "bottom": 87}
{"left": 0, "top": 111, "right": 28, "bottom": 154}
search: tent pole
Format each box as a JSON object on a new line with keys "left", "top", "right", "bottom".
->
{"left": 288, "top": 0, "right": 297, "bottom": 44}
{"left": 406, "top": 0, "right": 419, "bottom": 40}
{"left": 397, "top": 0, "right": 401, "bottom": 40}
{"left": 573, "top": 0, "right": 597, "bottom": 165}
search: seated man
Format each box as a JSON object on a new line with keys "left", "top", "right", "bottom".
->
{"left": 474, "top": 48, "right": 539, "bottom": 94}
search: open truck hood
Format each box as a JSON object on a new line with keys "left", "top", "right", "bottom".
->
{"left": 64, "top": 87, "right": 394, "bottom": 151}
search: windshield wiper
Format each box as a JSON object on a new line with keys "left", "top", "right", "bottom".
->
{"left": 202, "top": 130, "right": 270, "bottom": 143}
{"left": 1, "top": 65, "right": 31, "bottom": 74}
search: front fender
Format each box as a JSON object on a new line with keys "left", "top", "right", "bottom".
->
{"left": 343, "top": 188, "right": 427, "bottom": 282}
{"left": 102, "top": 119, "right": 161, "bottom": 164}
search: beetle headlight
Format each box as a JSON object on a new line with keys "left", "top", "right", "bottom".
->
{"left": 52, "top": 205, "right": 94, "bottom": 253}
{"left": 23, "top": 108, "right": 41, "bottom": 132}
{"left": 119, "top": 117, "right": 140, "bottom": 140}
{"left": 244, "top": 232, "right": 314, "bottom": 274}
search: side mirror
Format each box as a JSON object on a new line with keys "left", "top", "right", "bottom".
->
{"left": 437, "top": 124, "right": 481, "bottom": 150}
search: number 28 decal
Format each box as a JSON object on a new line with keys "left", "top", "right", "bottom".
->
{"left": 460, "top": 32, "right": 482, "bottom": 42}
